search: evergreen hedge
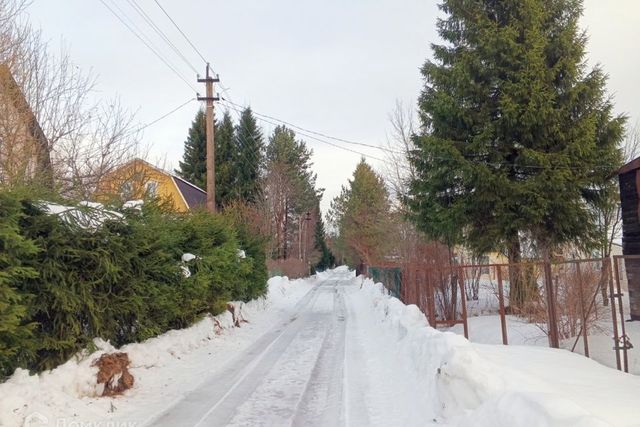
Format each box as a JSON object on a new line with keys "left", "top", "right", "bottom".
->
{"left": 0, "top": 193, "right": 268, "bottom": 378}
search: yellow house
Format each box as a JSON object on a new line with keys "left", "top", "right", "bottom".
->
{"left": 97, "top": 158, "right": 206, "bottom": 212}
{"left": 0, "top": 64, "right": 52, "bottom": 187}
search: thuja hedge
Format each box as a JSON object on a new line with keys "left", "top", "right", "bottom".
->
{"left": 0, "top": 192, "right": 267, "bottom": 378}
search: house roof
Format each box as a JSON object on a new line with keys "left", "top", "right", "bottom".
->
{"left": 109, "top": 158, "right": 207, "bottom": 210}
{"left": 619, "top": 157, "right": 640, "bottom": 175}
{"left": 171, "top": 175, "right": 206, "bottom": 209}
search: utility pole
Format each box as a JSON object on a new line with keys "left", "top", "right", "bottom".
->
{"left": 198, "top": 63, "right": 219, "bottom": 213}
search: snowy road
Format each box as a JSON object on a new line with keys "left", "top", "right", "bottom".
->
{"left": 5, "top": 268, "right": 640, "bottom": 426}
{"left": 148, "top": 271, "right": 374, "bottom": 427}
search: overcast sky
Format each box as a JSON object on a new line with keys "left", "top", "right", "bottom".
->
{"left": 27, "top": 1, "right": 640, "bottom": 214}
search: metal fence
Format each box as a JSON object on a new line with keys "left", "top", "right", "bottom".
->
{"left": 366, "top": 256, "right": 634, "bottom": 373}
{"left": 367, "top": 266, "right": 402, "bottom": 299}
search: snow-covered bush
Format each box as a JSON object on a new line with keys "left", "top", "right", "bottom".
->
{"left": 0, "top": 193, "right": 268, "bottom": 379}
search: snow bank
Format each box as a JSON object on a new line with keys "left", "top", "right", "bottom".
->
{"left": 0, "top": 274, "right": 316, "bottom": 427}
{"left": 357, "top": 277, "right": 640, "bottom": 426}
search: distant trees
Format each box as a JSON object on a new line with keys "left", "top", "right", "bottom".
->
{"left": 408, "top": 0, "right": 625, "bottom": 310}
{"left": 314, "top": 216, "right": 335, "bottom": 271}
{"left": 176, "top": 108, "right": 264, "bottom": 208}
{"left": 263, "top": 125, "right": 320, "bottom": 260}
{"left": 176, "top": 110, "right": 332, "bottom": 267}
{"left": 329, "top": 159, "right": 391, "bottom": 266}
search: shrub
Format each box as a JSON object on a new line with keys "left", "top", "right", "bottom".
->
{"left": 0, "top": 193, "right": 269, "bottom": 377}
{"left": 0, "top": 193, "right": 39, "bottom": 378}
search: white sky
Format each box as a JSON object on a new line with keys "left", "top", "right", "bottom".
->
{"left": 27, "top": 1, "right": 640, "bottom": 214}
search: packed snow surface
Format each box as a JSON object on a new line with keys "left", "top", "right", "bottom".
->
{"left": 1, "top": 268, "right": 639, "bottom": 426}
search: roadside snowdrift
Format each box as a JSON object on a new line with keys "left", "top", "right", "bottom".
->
{"left": 357, "top": 277, "right": 640, "bottom": 426}
{"left": 0, "top": 275, "right": 316, "bottom": 427}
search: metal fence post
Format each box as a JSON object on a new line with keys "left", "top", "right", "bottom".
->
{"left": 575, "top": 263, "right": 589, "bottom": 358}
{"left": 496, "top": 265, "right": 508, "bottom": 345}
{"left": 608, "top": 257, "right": 622, "bottom": 371}
{"left": 458, "top": 266, "right": 469, "bottom": 339}
{"left": 613, "top": 257, "right": 630, "bottom": 373}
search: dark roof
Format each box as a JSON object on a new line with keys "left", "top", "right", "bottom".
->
{"left": 172, "top": 175, "right": 207, "bottom": 209}
{"left": 619, "top": 157, "right": 640, "bottom": 175}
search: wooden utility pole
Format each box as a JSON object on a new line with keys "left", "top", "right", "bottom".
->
{"left": 197, "top": 63, "right": 219, "bottom": 213}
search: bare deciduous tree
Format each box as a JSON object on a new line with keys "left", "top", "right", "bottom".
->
{"left": 382, "top": 99, "right": 416, "bottom": 208}
{"left": 0, "top": 0, "right": 144, "bottom": 198}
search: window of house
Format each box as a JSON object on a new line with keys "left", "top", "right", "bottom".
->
{"left": 120, "top": 181, "right": 134, "bottom": 200}
{"left": 145, "top": 180, "right": 158, "bottom": 197}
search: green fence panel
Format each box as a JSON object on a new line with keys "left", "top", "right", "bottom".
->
{"left": 367, "top": 266, "right": 402, "bottom": 299}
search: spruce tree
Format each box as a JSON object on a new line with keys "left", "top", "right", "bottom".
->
{"left": 329, "top": 159, "right": 391, "bottom": 266}
{"left": 233, "top": 107, "right": 264, "bottom": 203}
{"left": 215, "top": 111, "right": 236, "bottom": 207}
{"left": 409, "top": 0, "right": 625, "bottom": 309}
{"left": 176, "top": 110, "right": 239, "bottom": 208}
{"left": 176, "top": 110, "right": 207, "bottom": 189}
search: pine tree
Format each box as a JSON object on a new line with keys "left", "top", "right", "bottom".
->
{"left": 409, "top": 0, "right": 625, "bottom": 309}
{"left": 176, "top": 110, "right": 207, "bottom": 189}
{"left": 233, "top": 107, "right": 264, "bottom": 203}
{"left": 329, "top": 159, "right": 391, "bottom": 266}
{"left": 264, "top": 125, "right": 319, "bottom": 259}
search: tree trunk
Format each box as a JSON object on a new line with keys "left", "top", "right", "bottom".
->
{"left": 540, "top": 241, "right": 560, "bottom": 348}
{"left": 283, "top": 200, "right": 289, "bottom": 259}
{"left": 506, "top": 235, "right": 537, "bottom": 313}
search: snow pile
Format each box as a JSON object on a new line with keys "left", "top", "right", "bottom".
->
{"left": 357, "top": 277, "right": 640, "bottom": 426}
{"left": 0, "top": 274, "right": 316, "bottom": 427}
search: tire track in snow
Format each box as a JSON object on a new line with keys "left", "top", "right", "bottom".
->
{"left": 148, "top": 280, "right": 337, "bottom": 427}
{"left": 292, "top": 280, "right": 347, "bottom": 427}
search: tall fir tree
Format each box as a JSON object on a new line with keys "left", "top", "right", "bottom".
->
{"left": 176, "top": 109, "right": 239, "bottom": 208}
{"left": 409, "top": 0, "right": 625, "bottom": 309}
{"left": 264, "top": 125, "right": 319, "bottom": 259}
{"left": 215, "top": 111, "right": 236, "bottom": 207}
{"left": 176, "top": 110, "right": 207, "bottom": 190}
{"left": 233, "top": 107, "right": 264, "bottom": 203}
{"left": 329, "top": 159, "right": 391, "bottom": 266}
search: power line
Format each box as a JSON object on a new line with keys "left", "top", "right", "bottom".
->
{"left": 153, "top": 0, "right": 208, "bottom": 65}
{"left": 98, "top": 0, "right": 197, "bottom": 93}
{"left": 110, "top": 3, "right": 601, "bottom": 174}
{"left": 126, "top": 0, "right": 199, "bottom": 74}
{"left": 126, "top": 97, "right": 196, "bottom": 137}
{"left": 221, "top": 98, "right": 401, "bottom": 155}
{"left": 220, "top": 100, "right": 389, "bottom": 164}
